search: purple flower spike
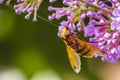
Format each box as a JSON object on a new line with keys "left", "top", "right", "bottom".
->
{"left": 14, "top": 0, "right": 43, "bottom": 22}
{"left": 49, "top": 0, "right": 120, "bottom": 64}
{"left": 0, "top": 0, "right": 11, "bottom": 5}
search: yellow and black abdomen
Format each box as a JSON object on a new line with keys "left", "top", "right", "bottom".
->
{"left": 74, "top": 40, "right": 94, "bottom": 58}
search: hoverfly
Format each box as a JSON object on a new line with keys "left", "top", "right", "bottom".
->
{"left": 60, "top": 27, "right": 105, "bottom": 73}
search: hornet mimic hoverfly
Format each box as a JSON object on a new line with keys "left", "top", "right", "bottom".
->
{"left": 60, "top": 27, "right": 105, "bottom": 73}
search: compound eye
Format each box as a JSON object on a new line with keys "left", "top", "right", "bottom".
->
{"left": 61, "top": 27, "right": 71, "bottom": 39}
{"left": 64, "top": 30, "right": 71, "bottom": 38}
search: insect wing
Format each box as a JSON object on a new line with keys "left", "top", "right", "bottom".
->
{"left": 66, "top": 45, "right": 81, "bottom": 73}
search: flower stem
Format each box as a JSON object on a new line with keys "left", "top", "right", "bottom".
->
{"left": 80, "top": 0, "right": 112, "bottom": 14}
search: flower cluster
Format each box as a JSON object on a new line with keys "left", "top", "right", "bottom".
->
{"left": 0, "top": 0, "right": 11, "bottom": 5}
{"left": 0, "top": 0, "right": 43, "bottom": 22}
{"left": 48, "top": 0, "right": 120, "bottom": 63}
{"left": 14, "top": 0, "right": 43, "bottom": 22}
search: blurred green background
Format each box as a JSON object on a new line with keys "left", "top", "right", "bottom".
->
{"left": 0, "top": 0, "right": 120, "bottom": 80}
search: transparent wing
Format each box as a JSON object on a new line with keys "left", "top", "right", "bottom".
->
{"left": 66, "top": 45, "right": 81, "bottom": 73}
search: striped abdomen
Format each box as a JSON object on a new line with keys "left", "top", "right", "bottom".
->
{"left": 64, "top": 34, "right": 94, "bottom": 58}
{"left": 70, "top": 39, "right": 94, "bottom": 58}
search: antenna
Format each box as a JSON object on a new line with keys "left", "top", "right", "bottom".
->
{"left": 37, "top": 15, "right": 58, "bottom": 27}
